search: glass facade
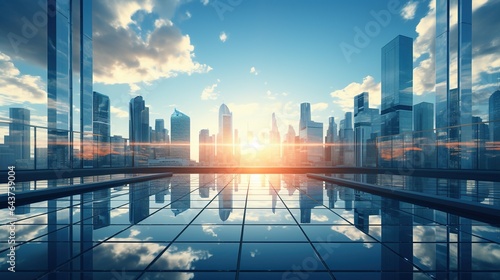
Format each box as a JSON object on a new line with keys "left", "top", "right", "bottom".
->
{"left": 171, "top": 109, "right": 191, "bottom": 161}
{"left": 218, "top": 104, "right": 233, "bottom": 164}
{"left": 129, "top": 96, "right": 150, "bottom": 166}
{"left": 381, "top": 35, "right": 413, "bottom": 137}
{"left": 79, "top": 0, "right": 93, "bottom": 168}
{"left": 93, "top": 91, "right": 110, "bottom": 167}
{"left": 354, "top": 93, "right": 380, "bottom": 167}
{"left": 435, "top": 0, "right": 473, "bottom": 169}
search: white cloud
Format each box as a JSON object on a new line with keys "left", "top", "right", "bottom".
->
{"left": 91, "top": 1, "right": 212, "bottom": 87}
{"left": 219, "top": 31, "right": 228, "bottom": 43}
{"left": 401, "top": 1, "right": 418, "bottom": 20}
{"left": 201, "top": 81, "right": 219, "bottom": 100}
{"left": 311, "top": 102, "right": 328, "bottom": 112}
{"left": 186, "top": 11, "right": 192, "bottom": 19}
{"left": 330, "top": 76, "right": 381, "bottom": 112}
{"left": 250, "top": 67, "right": 258, "bottom": 75}
{"left": 201, "top": 0, "right": 209, "bottom": 6}
{"left": 0, "top": 52, "right": 46, "bottom": 106}
{"left": 111, "top": 106, "right": 129, "bottom": 118}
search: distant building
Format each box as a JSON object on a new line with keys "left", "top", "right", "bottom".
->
{"left": 153, "top": 119, "right": 169, "bottom": 158}
{"left": 354, "top": 92, "right": 380, "bottom": 167}
{"left": 413, "top": 102, "right": 435, "bottom": 168}
{"left": 325, "top": 117, "right": 338, "bottom": 165}
{"left": 218, "top": 104, "right": 233, "bottom": 164}
{"left": 283, "top": 125, "right": 298, "bottom": 165}
{"left": 170, "top": 109, "right": 190, "bottom": 161}
{"left": 381, "top": 35, "right": 413, "bottom": 137}
{"left": 269, "top": 113, "right": 281, "bottom": 164}
{"left": 129, "top": 96, "right": 150, "bottom": 166}
{"left": 199, "top": 129, "right": 215, "bottom": 165}
{"left": 9, "top": 108, "right": 31, "bottom": 167}
{"left": 489, "top": 90, "right": 500, "bottom": 168}
{"left": 339, "top": 112, "right": 354, "bottom": 166}
{"left": 299, "top": 103, "right": 323, "bottom": 165}
{"left": 93, "top": 91, "right": 110, "bottom": 167}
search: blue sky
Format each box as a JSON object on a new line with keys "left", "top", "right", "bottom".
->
{"left": 0, "top": 0, "right": 499, "bottom": 161}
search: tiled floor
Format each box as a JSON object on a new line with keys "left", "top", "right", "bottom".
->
{"left": 0, "top": 174, "right": 499, "bottom": 279}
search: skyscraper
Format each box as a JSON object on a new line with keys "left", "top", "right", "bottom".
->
{"left": 435, "top": 0, "right": 472, "bottom": 168}
{"left": 170, "top": 109, "right": 190, "bottom": 161}
{"left": 283, "top": 125, "right": 297, "bottom": 165}
{"left": 489, "top": 90, "right": 500, "bottom": 168}
{"left": 299, "top": 103, "right": 311, "bottom": 130}
{"left": 199, "top": 129, "right": 215, "bottom": 165}
{"left": 354, "top": 92, "right": 380, "bottom": 167}
{"left": 270, "top": 113, "right": 281, "bottom": 163}
{"left": 93, "top": 91, "right": 110, "bottom": 167}
{"left": 325, "top": 117, "right": 338, "bottom": 165}
{"left": 413, "top": 102, "right": 435, "bottom": 168}
{"left": 339, "top": 112, "right": 354, "bottom": 166}
{"left": 129, "top": 96, "right": 150, "bottom": 165}
{"left": 47, "top": 0, "right": 93, "bottom": 169}
{"left": 153, "top": 119, "right": 169, "bottom": 158}
{"left": 381, "top": 35, "right": 413, "bottom": 137}
{"left": 9, "top": 108, "right": 30, "bottom": 166}
{"left": 299, "top": 102, "right": 323, "bottom": 165}
{"left": 218, "top": 104, "right": 233, "bottom": 164}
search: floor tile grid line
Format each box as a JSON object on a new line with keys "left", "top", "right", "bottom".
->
{"left": 136, "top": 174, "right": 237, "bottom": 279}
{"left": 269, "top": 178, "right": 337, "bottom": 280}
{"left": 393, "top": 206, "right": 500, "bottom": 245}
{"left": 301, "top": 179, "right": 435, "bottom": 278}
{"left": 0, "top": 175, "right": 175, "bottom": 226}
{"left": 234, "top": 176, "right": 251, "bottom": 280}
{"left": 33, "top": 175, "right": 213, "bottom": 280}
{"left": 0, "top": 193, "right": 139, "bottom": 255}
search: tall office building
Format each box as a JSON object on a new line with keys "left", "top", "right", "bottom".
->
{"left": 435, "top": 0, "right": 472, "bottom": 168}
{"left": 9, "top": 108, "right": 31, "bottom": 167}
{"left": 339, "top": 112, "right": 354, "bottom": 166}
{"left": 93, "top": 92, "right": 110, "bottom": 167}
{"left": 414, "top": 102, "right": 435, "bottom": 168}
{"left": 489, "top": 90, "right": 500, "bottom": 168}
{"left": 354, "top": 92, "right": 380, "bottom": 167}
{"left": 218, "top": 104, "right": 233, "bottom": 164}
{"left": 283, "top": 125, "right": 297, "bottom": 165}
{"left": 9, "top": 108, "right": 30, "bottom": 160}
{"left": 47, "top": 0, "right": 93, "bottom": 169}
{"left": 270, "top": 113, "right": 281, "bottom": 163}
{"left": 381, "top": 35, "right": 413, "bottom": 137}
{"left": 199, "top": 129, "right": 215, "bottom": 165}
{"left": 299, "top": 103, "right": 311, "bottom": 130}
{"left": 170, "top": 109, "right": 190, "bottom": 161}
{"left": 129, "top": 96, "right": 150, "bottom": 165}
{"left": 153, "top": 119, "right": 169, "bottom": 158}
{"left": 325, "top": 117, "right": 338, "bottom": 165}
{"left": 299, "top": 103, "right": 324, "bottom": 164}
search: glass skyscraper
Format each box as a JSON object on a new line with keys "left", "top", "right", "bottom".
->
{"left": 171, "top": 109, "right": 191, "bottom": 161}
{"left": 381, "top": 35, "right": 413, "bottom": 137}
{"left": 354, "top": 92, "right": 380, "bottom": 167}
{"left": 93, "top": 91, "right": 110, "bottom": 167}
{"left": 129, "top": 96, "right": 150, "bottom": 166}
{"left": 47, "top": 0, "right": 93, "bottom": 169}
{"left": 9, "top": 108, "right": 31, "bottom": 168}
{"left": 413, "top": 102, "right": 435, "bottom": 168}
{"left": 435, "top": 0, "right": 472, "bottom": 168}
{"left": 299, "top": 102, "right": 323, "bottom": 165}
{"left": 489, "top": 90, "right": 500, "bottom": 167}
{"left": 218, "top": 103, "right": 233, "bottom": 164}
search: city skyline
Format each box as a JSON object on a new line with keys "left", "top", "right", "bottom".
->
{"left": 1, "top": 1, "right": 499, "bottom": 162}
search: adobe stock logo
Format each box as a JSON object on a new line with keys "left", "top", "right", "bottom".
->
{"left": 340, "top": 0, "right": 403, "bottom": 63}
